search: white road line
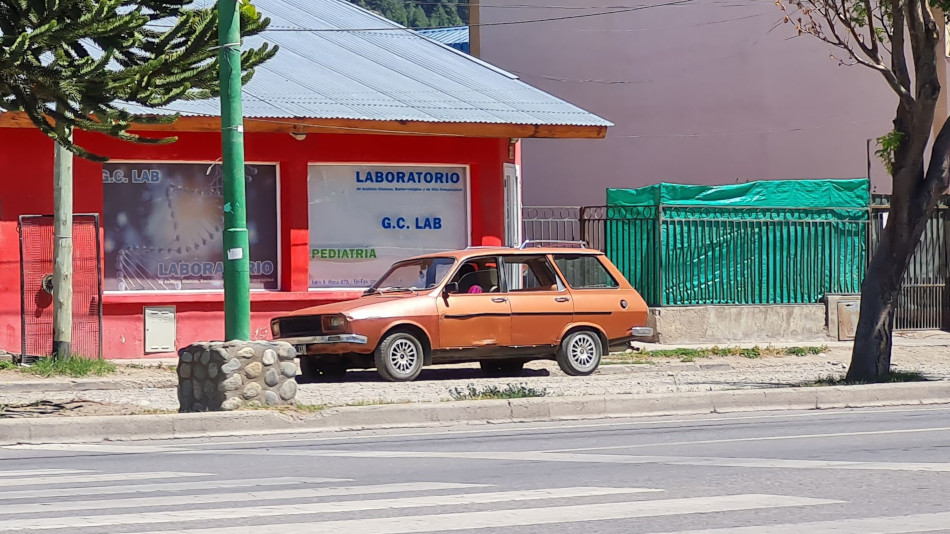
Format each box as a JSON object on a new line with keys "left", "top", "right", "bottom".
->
{"left": 0, "top": 471, "right": 209, "bottom": 488}
{"left": 133, "top": 494, "right": 842, "bottom": 534}
{"left": 237, "top": 449, "right": 950, "bottom": 472}
{"left": 0, "top": 482, "right": 494, "bottom": 515}
{"left": 638, "top": 510, "right": 950, "bottom": 533}
{"left": 2, "top": 477, "right": 349, "bottom": 501}
{"left": 4, "top": 444, "right": 183, "bottom": 453}
{"left": 547, "top": 426, "right": 950, "bottom": 453}
{"left": 0, "top": 470, "right": 89, "bottom": 477}
{"left": 0, "top": 486, "right": 663, "bottom": 531}
{"left": 121, "top": 405, "right": 950, "bottom": 449}
{"left": 7, "top": 407, "right": 946, "bottom": 455}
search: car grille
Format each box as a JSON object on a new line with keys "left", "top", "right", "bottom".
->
{"left": 278, "top": 316, "right": 323, "bottom": 337}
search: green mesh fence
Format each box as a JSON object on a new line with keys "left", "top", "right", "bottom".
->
{"left": 605, "top": 180, "right": 870, "bottom": 306}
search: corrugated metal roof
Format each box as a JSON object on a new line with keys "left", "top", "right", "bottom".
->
{"left": 129, "top": 0, "right": 611, "bottom": 128}
{"left": 417, "top": 26, "right": 469, "bottom": 46}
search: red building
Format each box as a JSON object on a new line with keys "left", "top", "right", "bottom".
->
{"left": 0, "top": 0, "right": 609, "bottom": 360}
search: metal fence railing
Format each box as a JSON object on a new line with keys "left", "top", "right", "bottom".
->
{"left": 522, "top": 207, "right": 582, "bottom": 245}
{"left": 524, "top": 200, "right": 950, "bottom": 331}
{"left": 870, "top": 198, "right": 948, "bottom": 331}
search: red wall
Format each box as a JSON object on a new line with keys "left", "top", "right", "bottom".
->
{"left": 0, "top": 127, "right": 511, "bottom": 359}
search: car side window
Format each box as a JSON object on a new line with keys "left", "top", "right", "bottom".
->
{"left": 447, "top": 257, "right": 501, "bottom": 294}
{"left": 554, "top": 254, "right": 619, "bottom": 289}
{"left": 503, "top": 255, "right": 563, "bottom": 292}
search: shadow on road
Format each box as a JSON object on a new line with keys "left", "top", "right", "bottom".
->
{"left": 298, "top": 366, "right": 552, "bottom": 384}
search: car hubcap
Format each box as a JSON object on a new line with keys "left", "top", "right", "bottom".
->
{"left": 570, "top": 335, "right": 597, "bottom": 369}
{"left": 390, "top": 338, "right": 418, "bottom": 374}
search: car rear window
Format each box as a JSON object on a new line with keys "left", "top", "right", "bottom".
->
{"left": 554, "top": 255, "right": 619, "bottom": 289}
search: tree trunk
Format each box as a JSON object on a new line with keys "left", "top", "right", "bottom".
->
{"left": 51, "top": 119, "right": 74, "bottom": 361}
{"left": 847, "top": 107, "right": 950, "bottom": 382}
{"left": 846, "top": 229, "right": 906, "bottom": 381}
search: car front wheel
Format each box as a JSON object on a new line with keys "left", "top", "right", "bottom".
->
{"left": 556, "top": 330, "right": 602, "bottom": 376}
{"left": 375, "top": 331, "right": 425, "bottom": 382}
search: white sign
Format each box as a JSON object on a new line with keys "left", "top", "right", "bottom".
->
{"left": 308, "top": 164, "right": 469, "bottom": 288}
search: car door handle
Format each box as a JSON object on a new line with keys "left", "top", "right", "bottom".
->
{"left": 492, "top": 297, "right": 508, "bottom": 303}
{"left": 555, "top": 296, "right": 571, "bottom": 303}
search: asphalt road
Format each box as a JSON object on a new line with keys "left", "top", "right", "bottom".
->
{"left": 2, "top": 405, "right": 950, "bottom": 533}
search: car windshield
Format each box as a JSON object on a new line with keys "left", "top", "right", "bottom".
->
{"left": 368, "top": 257, "right": 456, "bottom": 293}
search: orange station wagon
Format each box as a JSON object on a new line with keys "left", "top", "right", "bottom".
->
{"left": 270, "top": 246, "right": 652, "bottom": 382}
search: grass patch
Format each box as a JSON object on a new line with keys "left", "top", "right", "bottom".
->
{"left": 22, "top": 356, "right": 116, "bottom": 378}
{"left": 810, "top": 370, "right": 929, "bottom": 386}
{"left": 0, "top": 360, "right": 16, "bottom": 371}
{"left": 449, "top": 383, "right": 547, "bottom": 401}
{"left": 295, "top": 403, "right": 329, "bottom": 413}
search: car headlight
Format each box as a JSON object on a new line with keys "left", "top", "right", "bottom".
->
{"left": 322, "top": 314, "right": 348, "bottom": 333}
{"left": 270, "top": 319, "right": 280, "bottom": 338}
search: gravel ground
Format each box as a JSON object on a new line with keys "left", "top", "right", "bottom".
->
{"left": 2, "top": 344, "right": 949, "bottom": 416}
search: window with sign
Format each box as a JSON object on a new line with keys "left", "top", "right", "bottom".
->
{"left": 102, "top": 162, "right": 279, "bottom": 292}
{"left": 308, "top": 164, "right": 470, "bottom": 288}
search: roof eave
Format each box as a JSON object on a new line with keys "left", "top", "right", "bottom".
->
{"left": 0, "top": 112, "right": 609, "bottom": 140}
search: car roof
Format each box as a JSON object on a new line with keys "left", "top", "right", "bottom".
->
{"left": 406, "top": 247, "right": 604, "bottom": 262}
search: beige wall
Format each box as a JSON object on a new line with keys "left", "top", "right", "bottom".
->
{"left": 476, "top": 0, "right": 919, "bottom": 206}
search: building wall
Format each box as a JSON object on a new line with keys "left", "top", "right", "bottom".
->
{"left": 0, "top": 127, "right": 510, "bottom": 358}
{"left": 476, "top": 0, "right": 920, "bottom": 206}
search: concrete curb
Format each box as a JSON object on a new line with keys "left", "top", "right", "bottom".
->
{"left": 1, "top": 381, "right": 948, "bottom": 445}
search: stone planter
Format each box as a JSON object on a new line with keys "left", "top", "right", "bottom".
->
{"left": 177, "top": 341, "right": 298, "bottom": 412}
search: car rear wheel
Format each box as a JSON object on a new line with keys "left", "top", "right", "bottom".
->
{"left": 479, "top": 360, "right": 525, "bottom": 377}
{"left": 375, "top": 331, "right": 424, "bottom": 382}
{"left": 556, "top": 330, "right": 602, "bottom": 376}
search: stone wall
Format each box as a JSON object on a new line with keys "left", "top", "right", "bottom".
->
{"left": 178, "top": 341, "right": 298, "bottom": 412}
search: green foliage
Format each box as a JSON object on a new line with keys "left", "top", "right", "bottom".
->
{"left": 0, "top": 0, "right": 278, "bottom": 161}
{"left": 875, "top": 130, "right": 905, "bottom": 175}
{"left": 0, "top": 360, "right": 15, "bottom": 371}
{"left": 449, "top": 383, "right": 548, "bottom": 400}
{"left": 351, "top": 0, "right": 466, "bottom": 28}
{"left": 786, "top": 346, "right": 826, "bottom": 356}
{"left": 810, "top": 370, "right": 928, "bottom": 386}
{"left": 23, "top": 357, "right": 117, "bottom": 378}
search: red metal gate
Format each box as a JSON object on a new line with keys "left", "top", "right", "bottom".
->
{"left": 18, "top": 214, "right": 102, "bottom": 362}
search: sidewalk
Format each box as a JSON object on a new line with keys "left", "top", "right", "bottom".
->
{"left": 2, "top": 337, "right": 949, "bottom": 445}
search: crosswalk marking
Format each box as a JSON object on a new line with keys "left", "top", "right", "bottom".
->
{"left": 133, "top": 494, "right": 842, "bottom": 534}
{"left": 0, "top": 477, "right": 348, "bottom": 501}
{"left": 0, "top": 486, "right": 659, "bottom": 531}
{"left": 0, "top": 469, "right": 89, "bottom": 478}
{"left": 0, "top": 482, "right": 493, "bottom": 515}
{"left": 252, "top": 449, "right": 950, "bottom": 472}
{"left": 0, "top": 471, "right": 209, "bottom": 488}
{"left": 638, "top": 511, "right": 950, "bottom": 534}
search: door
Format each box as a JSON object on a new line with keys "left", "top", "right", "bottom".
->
{"left": 552, "top": 253, "right": 631, "bottom": 341}
{"left": 502, "top": 254, "right": 573, "bottom": 347}
{"left": 503, "top": 163, "right": 523, "bottom": 247}
{"left": 437, "top": 257, "right": 511, "bottom": 349}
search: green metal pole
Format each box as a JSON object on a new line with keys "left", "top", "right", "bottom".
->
{"left": 218, "top": 0, "right": 250, "bottom": 340}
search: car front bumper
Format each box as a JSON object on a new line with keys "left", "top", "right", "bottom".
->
{"left": 278, "top": 334, "right": 369, "bottom": 355}
{"left": 630, "top": 327, "right": 654, "bottom": 337}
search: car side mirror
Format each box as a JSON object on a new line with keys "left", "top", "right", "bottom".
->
{"left": 443, "top": 282, "right": 459, "bottom": 297}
